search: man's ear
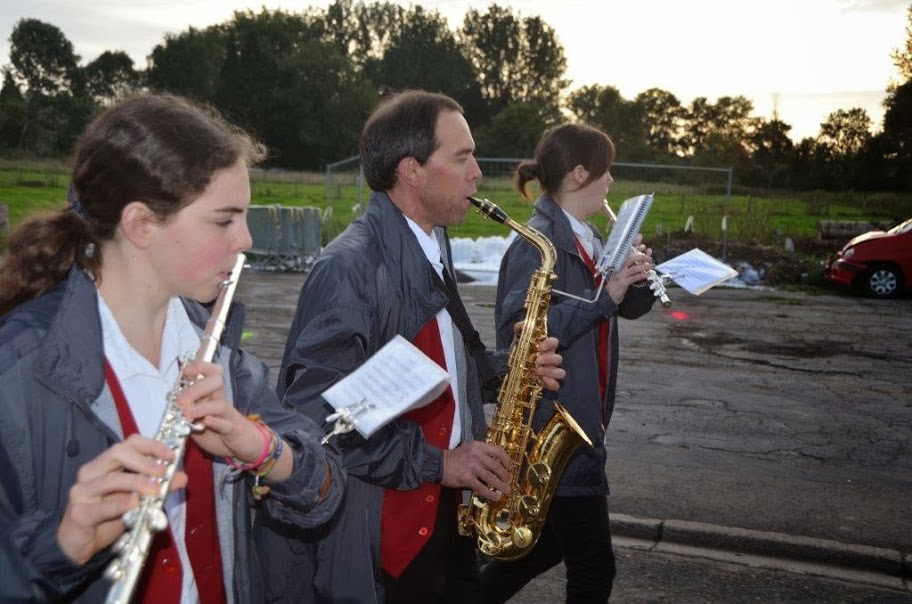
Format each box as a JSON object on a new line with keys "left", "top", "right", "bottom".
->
{"left": 397, "top": 157, "right": 422, "bottom": 189}
{"left": 119, "top": 201, "right": 157, "bottom": 249}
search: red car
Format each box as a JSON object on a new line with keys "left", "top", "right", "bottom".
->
{"left": 824, "top": 217, "right": 912, "bottom": 298}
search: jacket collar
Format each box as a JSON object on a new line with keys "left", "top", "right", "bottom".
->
{"left": 364, "top": 192, "right": 449, "bottom": 320}
{"left": 33, "top": 268, "right": 242, "bottom": 406}
{"left": 533, "top": 195, "right": 601, "bottom": 259}
{"left": 33, "top": 268, "right": 108, "bottom": 405}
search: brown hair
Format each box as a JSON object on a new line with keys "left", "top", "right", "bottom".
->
{"left": 0, "top": 94, "right": 265, "bottom": 316}
{"left": 515, "top": 123, "right": 616, "bottom": 200}
{"left": 360, "top": 89, "right": 464, "bottom": 192}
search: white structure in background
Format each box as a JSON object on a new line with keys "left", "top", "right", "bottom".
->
{"left": 450, "top": 234, "right": 517, "bottom": 284}
{"left": 450, "top": 234, "right": 763, "bottom": 289}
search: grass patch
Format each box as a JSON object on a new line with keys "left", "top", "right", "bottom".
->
{"left": 3, "top": 162, "right": 911, "bottom": 249}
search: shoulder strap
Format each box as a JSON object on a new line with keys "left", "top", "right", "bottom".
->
{"left": 432, "top": 267, "right": 501, "bottom": 391}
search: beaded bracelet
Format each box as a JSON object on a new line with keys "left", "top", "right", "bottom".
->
{"left": 225, "top": 414, "right": 274, "bottom": 472}
{"left": 251, "top": 427, "right": 286, "bottom": 501}
{"left": 251, "top": 428, "right": 284, "bottom": 478}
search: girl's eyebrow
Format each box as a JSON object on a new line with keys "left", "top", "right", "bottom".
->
{"left": 215, "top": 206, "right": 246, "bottom": 214}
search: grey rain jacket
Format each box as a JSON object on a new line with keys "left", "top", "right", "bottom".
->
{"left": 0, "top": 267, "right": 345, "bottom": 603}
{"left": 266, "top": 192, "right": 502, "bottom": 603}
{"left": 495, "top": 195, "right": 656, "bottom": 497}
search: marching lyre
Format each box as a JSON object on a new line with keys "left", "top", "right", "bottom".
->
{"left": 602, "top": 197, "right": 672, "bottom": 308}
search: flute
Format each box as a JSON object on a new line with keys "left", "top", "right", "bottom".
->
{"left": 602, "top": 200, "right": 672, "bottom": 308}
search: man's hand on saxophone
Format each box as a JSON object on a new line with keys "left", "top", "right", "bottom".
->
{"left": 441, "top": 333, "right": 564, "bottom": 502}
{"left": 441, "top": 441, "right": 513, "bottom": 501}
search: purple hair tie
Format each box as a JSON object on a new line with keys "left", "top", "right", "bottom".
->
{"left": 67, "top": 183, "right": 88, "bottom": 220}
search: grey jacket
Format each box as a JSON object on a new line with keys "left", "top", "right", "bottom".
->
{"left": 0, "top": 267, "right": 345, "bottom": 603}
{"left": 495, "top": 195, "right": 656, "bottom": 496}
{"left": 270, "top": 192, "right": 497, "bottom": 603}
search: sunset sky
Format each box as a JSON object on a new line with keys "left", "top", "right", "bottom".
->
{"left": 0, "top": 0, "right": 908, "bottom": 141}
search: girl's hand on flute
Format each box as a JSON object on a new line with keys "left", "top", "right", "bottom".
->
{"left": 57, "top": 435, "right": 188, "bottom": 564}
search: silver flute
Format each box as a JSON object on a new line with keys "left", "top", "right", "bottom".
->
{"left": 104, "top": 253, "right": 247, "bottom": 604}
{"left": 603, "top": 200, "right": 672, "bottom": 308}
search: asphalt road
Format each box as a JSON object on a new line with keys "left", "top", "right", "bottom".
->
{"left": 235, "top": 270, "right": 912, "bottom": 602}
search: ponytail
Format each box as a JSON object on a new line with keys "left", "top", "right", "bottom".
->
{"left": 0, "top": 208, "right": 101, "bottom": 316}
{"left": 514, "top": 159, "right": 539, "bottom": 201}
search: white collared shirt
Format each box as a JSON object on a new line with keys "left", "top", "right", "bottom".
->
{"left": 97, "top": 294, "right": 203, "bottom": 603}
{"left": 562, "top": 209, "right": 600, "bottom": 260}
{"left": 404, "top": 217, "right": 462, "bottom": 448}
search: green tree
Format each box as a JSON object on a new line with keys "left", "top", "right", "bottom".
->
{"left": 881, "top": 80, "right": 912, "bottom": 189}
{"left": 635, "top": 88, "right": 684, "bottom": 157}
{"left": 321, "top": 0, "right": 408, "bottom": 72}
{"left": 7, "top": 18, "right": 80, "bottom": 96}
{"left": 368, "top": 6, "right": 484, "bottom": 116}
{"left": 0, "top": 70, "right": 24, "bottom": 149}
{"left": 745, "top": 118, "right": 795, "bottom": 188}
{"left": 817, "top": 107, "right": 872, "bottom": 156}
{"left": 214, "top": 9, "right": 374, "bottom": 168}
{"left": 147, "top": 25, "right": 227, "bottom": 100}
{"left": 812, "top": 108, "right": 872, "bottom": 190}
{"left": 84, "top": 50, "right": 141, "bottom": 105}
{"left": 5, "top": 19, "right": 90, "bottom": 153}
{"left": 789, "top": 137, "right": 824, "bottom": 190}
{"left": 566, "top": 84, "right": 650, "bottom": 160}
{"left": 473, "top": 101, "right": 546, "bottom": 158}
{"left": 891, "top": 4, "right": 912, "bottom": 84}
{"left": 683, "top": 95, "right": 755, "bottom": 160}
{"left": 458, "top": 4, "right": 569, "bottom": 124}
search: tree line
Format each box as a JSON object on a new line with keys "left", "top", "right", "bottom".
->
{"left": 2, "top": 0, "right": 912, "bottom": 192}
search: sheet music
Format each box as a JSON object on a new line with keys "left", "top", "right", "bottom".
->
{"left": 321, "top": 335, "right": 450, "bottom": 438}
{"left": 655, "top": 247, "right": 739, "bottom": 295}
{"left": 596, "top": 193, "right": 654, "bottom": 274}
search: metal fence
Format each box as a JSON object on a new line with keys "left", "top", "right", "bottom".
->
{"left": 246, "top": 204, "right": 322, "bottom": 271}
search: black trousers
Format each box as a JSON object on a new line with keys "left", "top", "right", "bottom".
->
{"left": 383, "top": 488, "right": 481, "bottom": 603}
{"left": 480, "top": 495, "right": 617, "bottom": 604}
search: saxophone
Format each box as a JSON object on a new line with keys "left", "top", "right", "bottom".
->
{"left": 104, "top": 253, "right": 247, "bottom": 604}
{"left": 457, "top": 197, "right": 592, "bottom": 560}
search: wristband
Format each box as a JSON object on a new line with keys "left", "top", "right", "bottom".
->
{"left": 224, "top": 414, "right": 273, "bottom": 472}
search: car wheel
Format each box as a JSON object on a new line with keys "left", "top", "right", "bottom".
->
{"left": 862, "top": 264, "right": 902, "bottom": 298}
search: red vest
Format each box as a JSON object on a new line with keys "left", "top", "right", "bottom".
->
{"left": 575, "top": 239, "right": 612, "bottom": 428}
{"left": 104, "top": 361, "right": 227, "bottom": 604}
{"left": 380, "top": 319, "right": 456, "bottom": 578}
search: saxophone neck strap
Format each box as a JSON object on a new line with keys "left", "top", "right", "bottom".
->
{"left": 433, "top": 266, "right": 501, "bottom": 391}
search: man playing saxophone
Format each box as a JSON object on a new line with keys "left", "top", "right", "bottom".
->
{"left": 271, "top": 90, "right": 565, "bottom": 604}
{"left": 0, "top": 94, "right": 343, "bottom": 603}
{"left": 484, "top": 123, "right": 658, "bottom": 603}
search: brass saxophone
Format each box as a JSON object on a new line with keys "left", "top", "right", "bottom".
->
{"left": 458, "top": 197, "right": 592, "bottom": 561}
{"left": 104, "top": 253, "right": 246, "bottom": 604}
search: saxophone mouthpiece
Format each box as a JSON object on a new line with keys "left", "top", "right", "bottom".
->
{"left": 468, "top": 196, "right": 509, "bottom": 225}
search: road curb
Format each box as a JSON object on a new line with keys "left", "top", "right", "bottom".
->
{"left": 610, "top": 512, "right": 912, "bottom": 580}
